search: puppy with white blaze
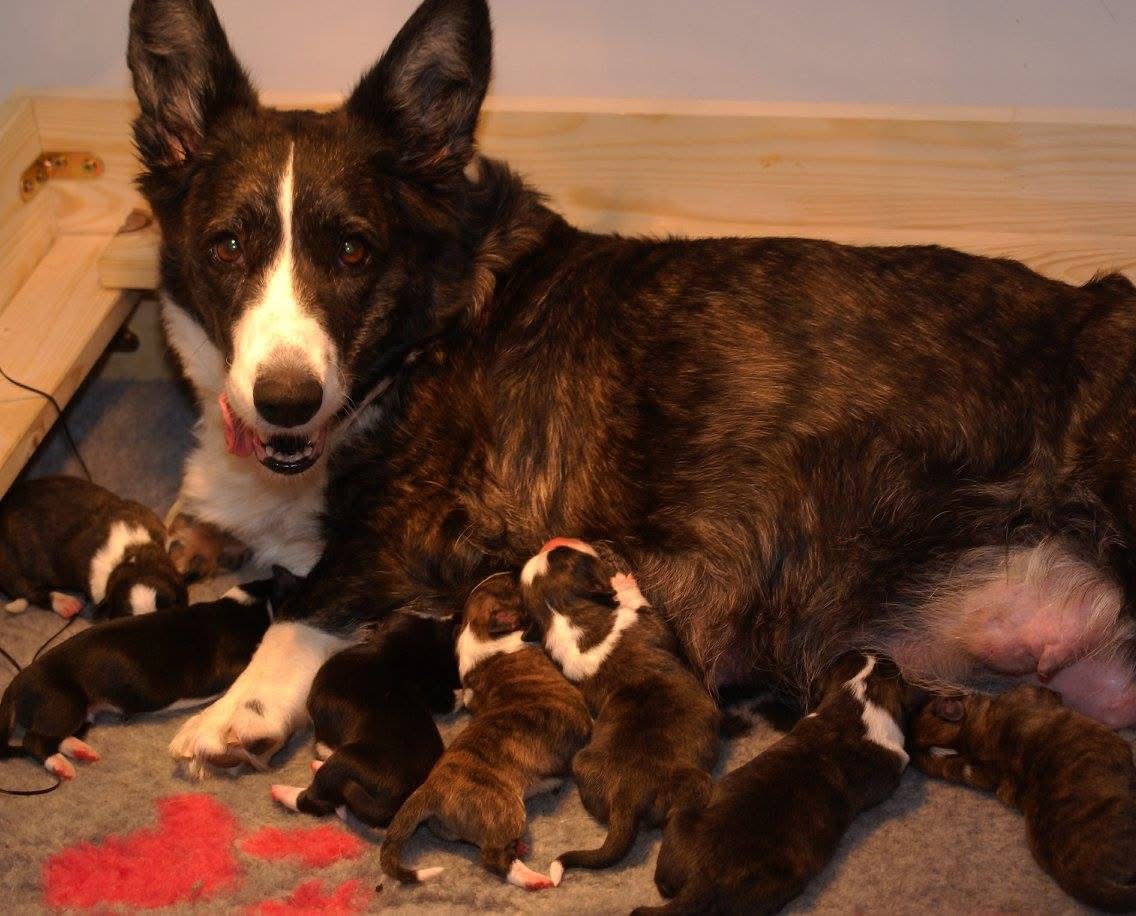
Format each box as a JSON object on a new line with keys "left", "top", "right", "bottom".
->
{"left": 131, "top": 0, "right": 1136, "bottom": 880}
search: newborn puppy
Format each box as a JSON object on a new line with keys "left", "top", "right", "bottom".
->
{"left": 911, "top": 684, "right": 1136, "bottom": 913}
{"left": 635, "top": 652, "right": 912, "bottom": 916}
{"left": 519, "top": 539, "right": 721, "bottom": 882}
{"left": 270, "top": 613, "right": 458, "bottom": 826}
{"left": 0, "top": 575, "right": 282, "bottom": 780}
{"left": 0, "top": 476, "right": 185, "bottom": 618}
{"left": 380, "top": 574, "right": 592, "bottom": 890}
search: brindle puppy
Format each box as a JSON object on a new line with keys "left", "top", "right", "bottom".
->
{"left": 911, "top": 685, "right": 1136, "bottom": 913}
{"left": 519, "top": 539, "right": 721, "bottom": 882}
{"left": 379, "top": 575, "right": 592, "bottom": 890}
{"left": 634, "top": 653, "right": 912, "bottom": 916}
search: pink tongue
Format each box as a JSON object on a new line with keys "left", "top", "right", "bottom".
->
{"left": 219, "top": 394, "right": 255, "bottom": 458}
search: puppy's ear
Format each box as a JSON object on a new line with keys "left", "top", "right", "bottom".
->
{"left": 128, "top": 0, "right": 257, "bottom": 174}
{"left": 930, "top": 696, "right": 966, "bottom": 722}
{"left": 269, "top": 565, "right": 303, "bottom": 603}
{"left": 487, "top": 606, "right": 524, "bottom": 637}
{"left": 346, "top": 0, "right": 491, "bottom": 178}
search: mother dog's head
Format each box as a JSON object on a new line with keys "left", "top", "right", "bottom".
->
{"left": 128, "top": 0, "right": 492, "bottom": 475}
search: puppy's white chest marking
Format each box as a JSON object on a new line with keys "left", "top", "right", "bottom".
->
{"left": 844, "top": 655, "right": 909, "bottom": 767}
{"left": 544, "top": 603, "right": 639, "bottom": 682}
{"left": 89, "top": 521, "right": 154, "bottom": 603}
{"left": 456, "top": 626, "right": 525, "bottom": 682}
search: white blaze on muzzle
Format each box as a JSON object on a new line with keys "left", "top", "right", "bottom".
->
{"left": 227, "top": 143, "right": 342, "bottom": 435}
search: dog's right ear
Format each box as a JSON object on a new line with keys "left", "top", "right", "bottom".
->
{"left": 128, "top": 0, "right": 256, "bottom": 175}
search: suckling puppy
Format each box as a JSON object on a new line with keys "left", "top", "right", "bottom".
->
{"left": 380, "top": 574, "right": 592, "bottom": 890}
{"left": 0, "top": 476, "right": 185, "bottom": 619}
{"left": 270, "top": 613, "right": 458, "bottom": 826}
{"left": 635, "top": 653, "right": 912, "bottom": 916}
{"left": 0, "top": 575, "right": 283, "bottom": 780}
{"left": 519, "top": 539, "right": 721, "bottom": 882}
{"left": 911, "top": 685, "right": 1136, "bottom": 913}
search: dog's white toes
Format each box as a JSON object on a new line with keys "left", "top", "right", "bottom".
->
{"left": 549, "top": 859, "right": 564, "bottom": 887}
{"left": 335, "top": 805, "right": 348, "bottom": 822}
{"left": 4, "top": 598, "right": 28, "bottom": 614}
{"left": 310, "top": 758, "right": 325, "bottom": 773}
{"left": 58, "top": 736, "right": 100, "bottom": 763}
{"left": 44, "top": 754, "right": 76, "bottom": 780}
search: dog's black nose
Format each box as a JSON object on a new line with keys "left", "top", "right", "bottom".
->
{"left": 253, "top": 369, "right": 323, "bottom": 428}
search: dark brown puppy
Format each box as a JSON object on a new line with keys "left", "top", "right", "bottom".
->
{"left": 519, "top": 539, "right": 721, "bottom": 882}
{"left": 0, "top": 476, "right": 185, "bottom": 619}
{"left": 911, "top": 684, "right": 1136, "bottom": 913}
{"left": 270, "top": 613, "right": 457, "bottom": 826}
{"left": 380, "top": 575, "right": 592, "bottom": 890}
{"left": 0, "top": 577, "right": 279, "bottom": 780}
{"left": 633, "top": 653, "right": 911, "bottom": 915}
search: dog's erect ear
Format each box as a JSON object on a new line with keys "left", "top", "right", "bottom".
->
{"left": 930, "top": 696, "right": 966, "bottom": 722}
{"left": 128, "top": 0, "right": 257, "bottom": 172}
{"left": 347, "top": 0, "right": 491, "bottom": 178}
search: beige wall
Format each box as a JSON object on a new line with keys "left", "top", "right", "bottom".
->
{"left": 1, "top": 0, "right": 1134, "bottom": 108}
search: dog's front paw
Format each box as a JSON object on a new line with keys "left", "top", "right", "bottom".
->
{"left": 169, "top": 622, "right": 348, "bottom": 778}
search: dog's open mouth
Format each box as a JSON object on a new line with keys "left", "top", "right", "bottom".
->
{"left": 219, "top": 394, "right": 327, "bottom": 475}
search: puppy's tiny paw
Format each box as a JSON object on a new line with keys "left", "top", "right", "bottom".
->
{"left": 44, "top": 754, "right": 76, "bottom": 781}
{"left": 58, "top": 736, "right": 100, "bottom": 763}
{"left": 49, "top": 592, "right": 85, "bottom": 618}
{"left": 269, "top": 784, "right": 302, "bottom": 811}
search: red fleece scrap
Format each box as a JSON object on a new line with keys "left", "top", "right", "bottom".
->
{"left": 239, "top": 824, "right": 367, "bottom": 868}
{"left": 246, "top": 878, "right": 372, "bottom": 914}
{"left": 43, "top": 794, "right": 239, "bottom": 909}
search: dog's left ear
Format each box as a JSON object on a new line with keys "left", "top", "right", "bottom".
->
{"left": 347, "top": 0, "right": 492, "bottom": 178}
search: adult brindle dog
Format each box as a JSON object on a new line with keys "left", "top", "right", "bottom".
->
{"left": 131, "top": 0, "right": 1136, "bottom": 782}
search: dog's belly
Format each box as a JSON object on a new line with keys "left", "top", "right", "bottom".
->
{"left": 882, "top": 541, "right": 1135, "bottom": 725}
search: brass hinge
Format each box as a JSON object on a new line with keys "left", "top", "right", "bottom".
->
{"left": 20, "top": 151, "right": 104, "bottom": 202}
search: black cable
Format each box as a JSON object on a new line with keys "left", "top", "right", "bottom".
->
{"left": 0, "top": 769, "right": 62, "bottom": 797}
{"left": 0, "top": 364, "right": 93, "bottom": 482}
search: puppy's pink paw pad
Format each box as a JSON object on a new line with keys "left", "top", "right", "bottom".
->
{"left": 44, "top": 754, "right": 75, "bottom": 780}
{"left": 49, "top": 592, "right": 84, "bottom": 618}
{"left": 59, "top": 736, "right": 100, "bottom": 762}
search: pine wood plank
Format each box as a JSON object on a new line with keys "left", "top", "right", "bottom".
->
{"left": 0, "top": 96, "right": 56, "bottom": 312}
{"left": 34, "top": 93, "right": 1136, "bottom": 245}
{"left": 0, "top": 235, "right": 137, "bottom": 495}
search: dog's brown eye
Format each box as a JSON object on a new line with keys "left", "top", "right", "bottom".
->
{"left": 339, "top": 236, "right": 368, "bottom": 267}
{"left": 212, "top": 233, "right": 242, "bottom": 264}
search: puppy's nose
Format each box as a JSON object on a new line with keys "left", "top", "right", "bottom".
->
{"left": 253, "top": 369, "right": 323, "bottom": 428}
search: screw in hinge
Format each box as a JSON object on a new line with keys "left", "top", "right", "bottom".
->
{"left": 21, "top": 177, "right": 35, "bottom": 195}
{"left": 82, "top": 157, "right": 99, "bottom": 173}
{"left": 50, "top": 154, "right": 68, "bottom": 169}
